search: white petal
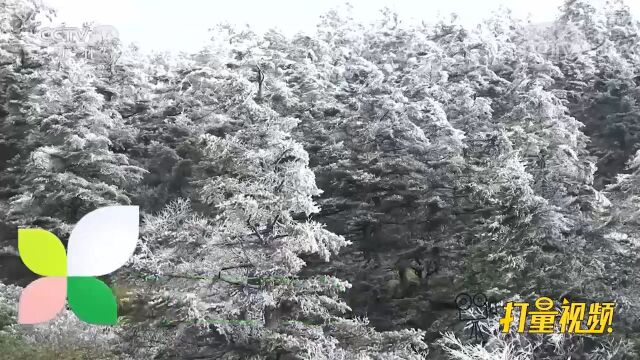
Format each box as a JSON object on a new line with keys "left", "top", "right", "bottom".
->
{"left": 67, "top": 206, "right": 139, "bottom": 276}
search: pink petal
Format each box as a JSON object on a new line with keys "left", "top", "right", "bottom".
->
{"left": 18, "top": 277, "right": 67, "bottom": 324}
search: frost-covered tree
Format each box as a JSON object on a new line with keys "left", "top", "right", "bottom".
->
{"left": 114, "top": 41, "right": 429, "bottom": 360}
{"left": 0, "top": 0, "right": 54, "bottom": 210}
{"left": 6, "top": 56, "right": 146, "bottom": 235}
{"left": 547, "top": 0, "right": 640, "bottom": 188}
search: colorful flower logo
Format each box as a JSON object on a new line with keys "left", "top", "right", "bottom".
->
{"left": 17, "top": 206, "right": 139, "bottom": 325}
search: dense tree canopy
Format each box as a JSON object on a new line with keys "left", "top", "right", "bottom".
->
{"left": 1, "top": 0, "right": 640, "bottom": 359}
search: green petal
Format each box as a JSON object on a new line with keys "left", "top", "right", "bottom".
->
{"left": 18, "top": 229, "right": 67, "bottom": 276}
{"left": 67, "top": 277, "right": 118, "bottom": 325}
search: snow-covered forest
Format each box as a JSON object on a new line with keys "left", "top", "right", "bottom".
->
{"left": 1, "top": 0, "right": 640, "bottom": 358}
